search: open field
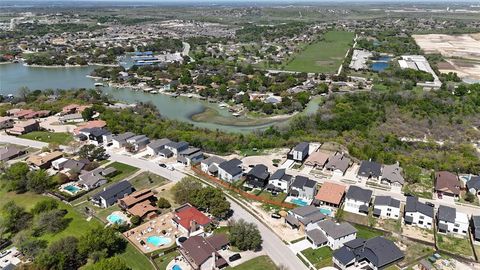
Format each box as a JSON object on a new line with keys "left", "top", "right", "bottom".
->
{"left": 227, "top": 255, "right": 278, "bottom": 270}
{"left": 20, "top": 131, "right": 73, "bottom": 145}
{"left": 413, "top": 33, "right": 480, "bottom": 81}
{"left": 284, "top": 31, "right": 354, "bottom": 73}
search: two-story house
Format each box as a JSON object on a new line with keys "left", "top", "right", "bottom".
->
{"left": 267, "top": 169, "right": 293, "bottom": 193}
{"left": 357, "top": 160, "right": 382, "bottom": 182}
{"left": 217, "top": 158, "right": 243, "bottom": 183}
{"left": 244, "top": 164, "right": 270, "bottom": 189}
{"left": 200, "top": 156, "right": 226, "bottom": 176}
{"left": 437, "top": 205, "right": 469, "bottom": 236}
{"left": 373, "top": 196, "right": 401, "bottom": 220}
{"left": 306, "top": 220, "right": 357, "bottom": 250}
{"left": 289, "top": 142, "right": 309, "bottom": 162}
{"left": 289, "top": 176, "right": 317, "bottom": 201}
{"left": 404, "top": 196, "right": 434, "bottom": 229}
{"left": 344, "top": 186, "right": 373, "bottom": 215}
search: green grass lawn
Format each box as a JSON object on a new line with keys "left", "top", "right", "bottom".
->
{"left": 354, "top": 224, "right": 385, "bottom": 239}
{"left": 129, "top": 171, "right": 169, "bottom": 190}
{"left": 118, "top": 243, "right": 154, "bottom": 270}
{"left": 227, "top": 255, "right": 278, "bottom": 270}
{"left": 256, "top": 190, "right": 287, "bottom": 203}
{"left": 475, "top": 245, "right": 480, "bottom": 259}
{"left": 284, "top": 31, "right": 354, "bottom": 73}
{"left": 436, "top": 234, "right": 473, "bottom": 257}
{"left": 399, "top": 239, "right": 434, "bottom": 267}
{"left": 106, "top": 162, "right": 140, "bottom": 182}
{"left": 153, "top": 251, "right": 179, "bottom": 270}
{"left": 301, "top": 247, "right": 332, "bottom": 269}
{"left": 20, "top": 131, "right": 73, "bottom": 145}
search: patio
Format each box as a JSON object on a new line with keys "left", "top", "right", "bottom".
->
{"left": 124, "top": 212, "right": 184, "bottom": 253}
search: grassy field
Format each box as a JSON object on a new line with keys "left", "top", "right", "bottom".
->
{"left": 227, "top": 255, "right": 278, "bottom": 270}
{"left": 129, "top": 171, "right": 169, "bottom": 190}
{"left": 284, "top": 31, "right": 354, "bottom": 73}
{"left": 118, "top": 243, "right": 154, "bottom": 270}
{"left": 354, "top": 224, "right": 385, "bottom": 239}
{"left": 436, "top": 234, "right": 474, "bottom": 257}
{"left": 301, "top": 247, "right": 332, "bottom": 269}
{"left": 20, "top": 131, "right": 73, "bottom": 145}
{"left": 106, "top": 162, "right": 140, "bottom": 182}
{"left": 153, "top": 251, "right": 179, "bottom": 270}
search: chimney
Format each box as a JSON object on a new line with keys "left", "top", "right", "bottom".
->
{"left": 190, "top": 220, "right": 197, "bottom": 234}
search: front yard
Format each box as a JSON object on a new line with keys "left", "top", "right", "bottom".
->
{"left": 105, "top": 161, "right": 140, "bottom": 182}
{"left": 301, "top": 247, "right": 332, "bottom": 269}
{"left": 20, "top": 131, "right": 73, "bottom": 145}
{"left": 129, "top": 171, "right": 169, "bottom": 190}
{"left": 436, "top": 234, "right": 474, "bottom": 258}
{"left": 227, "top": 255, "right": 278, "bottom": 270}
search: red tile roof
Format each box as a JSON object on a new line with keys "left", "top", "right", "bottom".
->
{"left": 174, "top": 204, "right": 211, "bottom": 231}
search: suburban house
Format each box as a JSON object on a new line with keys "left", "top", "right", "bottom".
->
{"left": 304, "top": 151, "right": 330, "bottom": 168}
{"left": 217, "top": 158, "right": 243, "bottom": 183}
{"left": 200, "top": 156, "right": 226, "bottom": 176}
{"left": 285, "top": 205, "right": 326, "bottom": 231}
{"left": 53, "top": 158, "right": 87, "bottom": 173}
{"left": 145, "top": 138, "right": 171, "bottom": 156}
{"left": 26, "top": 151, "right": 63, "bottom": 169}
{"left": 381, "top": 163, "right": 405, "bottom": 187}
{"left": 289, "top": 142, "right": 309, "bottom": 162}
{"left": 172, "top": 204, "right": 212, "bottom": 236}
{"left": 179, "top": 234, "right": 229, "bottom": 270}
{"left": 344, "top": 186, "right": 373, "bottom": 215}
{"left": 473, "top": 216, "right": 480, "bottom": 242}
{"left": 404, "top": 196, "right": 434, "bottom": 229}
{"left": 289, "top": 176, "right": 317, "bottom": 201}
{"left": 73, "top": 120, "right": 106, "bottom": 135}
{"left": 165, "top": 141, "right": 189, "bottom": 156}
{"left": 333, "top": 237, "right": 404, "bottom": 270}
{"left": 357, "top": 160, "right": 382, "bottom": 182}
{"left": 437, "top": 205, "right": 469, "bottom": 236}
{"left": 78, "top": 127, "right": 111, "bottom": 145}
{"left": 373, "top": 196, "right": 401, "bottom": 220}
{"left": 177, "top": 147, "right": 204, "bottom": 166}
{"left": 126, "top": 135, "right": 150, "bottom": 152}
{"left": 466, "top": 176, "right": 480, "bottom": 195}
{"left": 244, "top": 164, "right": 270, "bottom": 188}
{"left": 62, "top": 104, "right": 90, "bottom": 115}
{"left": 7, "top": 119, "right": 40, "bottom": 135}
{"left": 59, "top": 113, "right": 84, "bottom": 123}
{"left": 306, "top": 220, "right": 357, "bottom": 250}
{"left": 0, "top": 146, "right": 25, "bottom": 162}
{"left": 325, "top": 153, "right": 351, "bottom": 176}
{"left": 118, "top": 189, "right": 156, "bottom": 210}
{"left": 314, "top": 182, "right": 346, "bottom": 208}
{"left": 78, "top": 167, "right": 116, "bottom": 190}
{"left": 435, "top": 171, "right": 461, "bottom": 198}
{"left": 127, "top": 201, "right": 158, "bottom": 220}
{"left": 91, "top": 180, "right": 134, "bottom": 208}
{"left": 267, "top": 168, "right": 293, "bottom": 193}
{"left": 111, "top": 132, "right": 135, "bottom": 148}
{"left": 0, "top": 117, "right": 14, "bottom": 129}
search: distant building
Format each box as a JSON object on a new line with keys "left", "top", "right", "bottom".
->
{"left": 472, "top": 216, "right": 480, "bottom": 243}
{"left": 7, "top": 119, "right": 40, "bottom": 135}
{"left": 0, "top": 116, "right": 14, "bottom": 130}
{"left": 467, "top": 176, "right": 480, "bottom": 195}
{"left": 0, "top": 146, "right": 25, "bottom": 162}
{"left": 289, "top": 142, "right": 309, "bottom": 162}
{"left": 26, "top": 151, "right": 63, "bottom": 169}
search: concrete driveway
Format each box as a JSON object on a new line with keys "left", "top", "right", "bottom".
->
{"left": 39, "top": 116, "right": 77, "bottom": 133}
{"left": 289, "top": 239, "right": 311, "bottom": 254}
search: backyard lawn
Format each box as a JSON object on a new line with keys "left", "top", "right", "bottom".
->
{"left": 129, "top": 171, "right": 169, "bottom": 190}
{"left": 284, "top": 30, "right": 354, "bottom": 73}
{"left": 255, "top": 190, "right": 287, "bottom": 203}
{"left": 153, "top": 251, "right": 179, "bottom": 270}
{"left": 227, "top": 255, "right": 278, "bottom": 270}
{"left": 354, "top": 224, "right": 385, "bottom": 239}
{"left": 436, "top": 234, "right": 474, "bottom": 258}
{"left": 106, "top": 162, "right": 140, "bottom": 182}
{"left": 301, "top": 247, "right": 332, "bottom": 269}
{"left": 118, "top": 243, "right": 155, "bottom": 270}
{"left": 20, "top": 131, "right": 73, "bottom": 145}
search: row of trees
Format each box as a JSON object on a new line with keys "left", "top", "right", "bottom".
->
{"left": 1, "top": 162, "right": 54, "bottom": 194}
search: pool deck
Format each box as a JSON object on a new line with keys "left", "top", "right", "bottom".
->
{"left": 166, "top": 257, "right": 191, "bottom": 270}
{"left": 107, "top": 211, "right": 130, "bottom": 225}
{"left": 124, "top": 212, "right": 184, "bottom": 253}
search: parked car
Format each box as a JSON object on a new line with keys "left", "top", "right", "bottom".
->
{"left": 229, "top": 253, "right": 241, "bottom": 262}
{"left": 159, "top": 163, "right": 167, "bottom": 168}
{"left": 271, "top": 213, "right": 281, "bottom": 219}
{"left": 0, "top": 250, "right": 11, "bottom": 259}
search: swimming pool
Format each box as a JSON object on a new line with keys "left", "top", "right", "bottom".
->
{"left": 147, "top": 236, "right": 172, "bottom": 247}
{"left": 291, "top": 198, "right": 308, "bottom": 206}
{"left": 319, "top": 207, "right": 332, "bottom": 216}
{"left": 107, "top": 213, "right": 126, "bottom": 224}
{"left": 64, "top": 185, "right": 80, "bottom": 193}
{"left": 172, "top": 265, "right": 182, "bottom": 270}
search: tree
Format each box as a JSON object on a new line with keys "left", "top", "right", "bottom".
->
{"left": 83, "top": 257, "right": 131, "bottom": 270}
{"left": 32, "top": 209, "right": 69, "bottom": 236}
{"left": 31, "top": 199, "right": 59, "bottom": 215}
{"left": 157, "top": 197, "right": 171, "bottom": 209}
{"left": 82, "top": 107, "right": 95, "bottom": 121}
{"left": 464, "top": 192, "right": 476, "bottom": 203}
{"left": 228, "top": 219, "right": 262, "bottom": 251}
{"left": 35, "top": 236, "right": 84, "bottom": 270}
{"left": 2, "top": 201, "right": 32, "bottom": 233}
{"left": 26, "top": 169, "right": 53, "bottom": 193}
{"left": 1, "top": 162, "right": 30, "bottom": 192}
{"left": 172, "top": 177, "right": 202, "bottom": 204}
{"left": 14, "top": 231, "right": 47, "bottom": 259}
{"left": 78, "top": 144, "right": 107, "bottom": 161}
{"left": 130, "top": 215, "right": 141, "bottom": 226}
{"left": 78, "top": 227, "right": 127, "bottom": 258}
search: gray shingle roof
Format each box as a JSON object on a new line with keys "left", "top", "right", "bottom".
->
{"left": 437, "top": 205, "right": 456, "bottom": 223}
{"left": 218, "top": 158, "right": 242, "bottom": 176}
{"left": 317, "top": 220, "right": 357, "bottom": 239}
{"left": 147, "top": 138, "right": 171, "bottom": 151}
{"left": 346, "top": 186, "right": 373, "bottom": 203}
{"left": 374, "top": 196, "right": 400, "bottom": 208}
{"left": 306, "top": 229, "right": 328, "bottom": 245}
{"left": 325, "top": 153, "right": 350, "bottom": 173}
{"left": 202, "top": 156, "right": 226, "bottom": 166}
{"left": 358, "top": 160, "right": 382, "bottom": 178}
{"left": 381, "top": 163, "right": 405, "bottom": 185}
{"left": 92, "top": 180, "right": 132, "bottom": 204}
{"left": 247, "top": 164, "right": 269, "bottom": 180}
{"left": 405, "top": 196, "right": 434, "bottom": 218}
{"left": 291, "top": 175, "right": 316, "bottom": 189}
{"left": 113, "top": 132, "right": 135, "bottom": 142}
{"left": 333, "top": 246, "right": 356, "bottom": 265}
{"left": 467, "top": 176, "right": 480, "bottom": 191}
{"left": 363, "top": 237, "right": 404, "bottom": 268}
{"left": 291, "top": 205, "right": 318, "bottom": 217}
{"left": 294, "top": 142, "right": 309, "bottom": 152}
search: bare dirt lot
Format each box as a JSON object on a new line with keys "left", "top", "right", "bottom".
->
{"left": 413, "top": 33, "right": 480, "bottom": 80}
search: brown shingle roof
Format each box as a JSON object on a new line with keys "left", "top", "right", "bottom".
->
{"left": 305, "top": 151, "right": 330, "bottom": 167}
{"left": 435, "top": 171, "right": 460, "bottom": 195}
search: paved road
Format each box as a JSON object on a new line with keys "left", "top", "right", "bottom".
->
{"left": 0, "top": 134, "right": 306, "bottom": 269}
